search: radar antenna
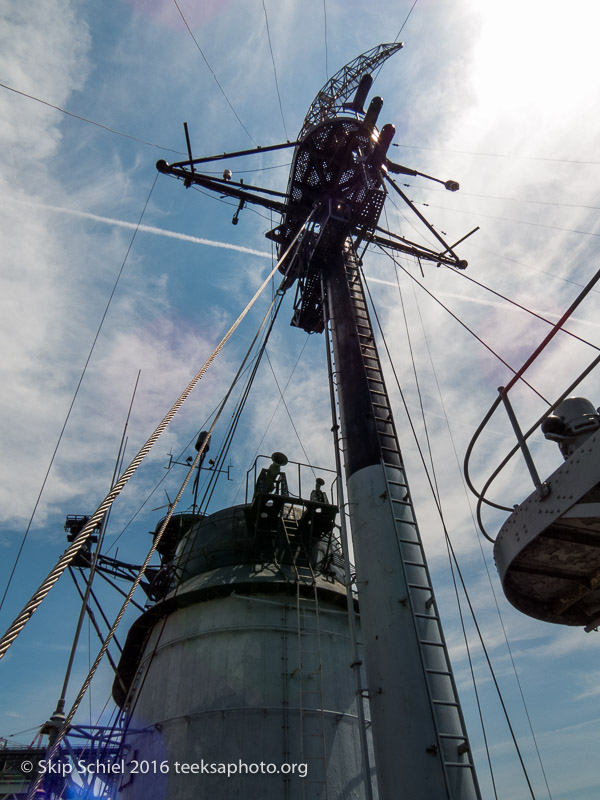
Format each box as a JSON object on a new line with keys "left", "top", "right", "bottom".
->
{"left": 299, "top": 42, "right": 404, "bottom": 136}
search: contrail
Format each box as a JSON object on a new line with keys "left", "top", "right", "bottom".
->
{"left": 17, "top": 200, "right": 273, "bottom": 259}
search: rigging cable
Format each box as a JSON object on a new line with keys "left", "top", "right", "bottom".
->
{"left": 379, "top": 173, "right": 600, "bottom": 293}
{"left": 445, "top": 532, "right": 539, "bottom": 799}
{"left": 172, "top": 0, "right": 258, "bottom": 146}
{"left": 361, "top": 266, "right": 540, "bottom": 799}
{"left": 464, "top": 240, "right": 600, "bottom": 295}
{"left": 195, "top": 290, "right": 287, "bottom": 516}
{"left": 0, "top": 176, "right": 158, "bottom": 617}
{"left": 383, "top": 207, "right": 440, "bottom": 503}
{"left": 261, "top": 0, "right": 288, "bottom": 140}
{"left": 392, "top": 140, "right": 600, "bottom": 167}
{"left": 264, "top": 349, "right": 317, "bottom": 473}
{"left": 322, "top": 279, "right": 374, "bottom": 800}
{"left": 323, "top": 0, "right": 329, "bottom": 80}
{"left": 395, "top": 0, "right": 419, "bottom": 42}
{"left": 0, "top": 81, "right": 185, "bottom": 155}
{"left": 194, "top": 252, "right": 311, "bottom": 517}
{"left": 378, "top": 249, "right": 551, "bottom": 405}
{"left": 105, "top": 345, "right": 269, "bottom": 551}
{"left": 418, "top": 200, "right": 600, "bottom": 240}
{"left": 106, "top": 394, "right": 232, "bottom": 549}
{"left": 410, "top": 282, "right": 553, "bottom": 798}
{"left": 0, "top": 208, "right": 315, "bottom": 663}
{"left": 449, "top": 267, "right": 600, "bottom": 352}
{"left": 384, "top": 186, "right": 445, "bottom": 263}
{"left": 194, "top": 262, "right": 289, "bottom": 516}
{"left": 404, "top": 179, "right": 600, "bottom": 214}
{"left": 383, "top": 238, "right": 501, "bottom": 795}
{"left": 372, "top": 0, "right": 419, "bottom": 84}
{"left": 248, "top": 335, "right": 312, "bottom": 474}
{"left": 362, "top": 263, "right": 499, "bottom": 794}
{"left": 445, "top": 542, "right": 499, "bottom": 800}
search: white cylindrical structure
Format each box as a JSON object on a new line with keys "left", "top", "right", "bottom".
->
{"left": 114, "top": 500, "right": 376, "bottom": 799}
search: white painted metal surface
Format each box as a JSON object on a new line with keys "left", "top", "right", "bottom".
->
{"left": 495, "top": 428, "right": 600, "bottom": 627}
{"left": 347, "top": 464, "right": 480, "bottom": 800}
{"left": 118, "top": 587, "right": 376, "bottom": 799}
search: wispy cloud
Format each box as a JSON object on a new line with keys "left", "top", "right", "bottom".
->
{"left": 13, "top": 199, "right": 273, "bottom": 258}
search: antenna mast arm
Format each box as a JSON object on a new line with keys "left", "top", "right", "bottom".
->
{"left": 156, "top": 159, "right": 289, "bottom": 215}
{"left": 165, "top": 139, "right": 299, "bottom": 170}
{"left": 370, "top": 231, "right": 466, "bottom": 267}
{"left": 384, "top": 174, "right": 467, "bottom": 266}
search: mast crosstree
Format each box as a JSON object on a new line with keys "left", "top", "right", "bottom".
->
{"left": 157, "top": 45, "right": 481, "bottom": 799}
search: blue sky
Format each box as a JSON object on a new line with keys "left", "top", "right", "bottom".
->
{"left": 1, "top": 1, "right": 600, "bottom": 798}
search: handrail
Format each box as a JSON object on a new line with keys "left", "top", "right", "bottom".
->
{"left": 464, "top": 266, "right": 600, "bottom": 541}
{"left": 469, "top": 353, "right": 600, "bottom": 541}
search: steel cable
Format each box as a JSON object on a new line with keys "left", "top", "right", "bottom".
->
{"left": 0, "top": 210, "right": 314, "bottom": 664}
{"left": 261, "top": 0, "right": 288, "bottom": 140}
{"left": 0, "top": 81, "right": 185, "bottom": 154}
{"left": 0, "top": 176, "right": 158, "bottom": 615}
{"left": 362, "top": 265, "right": 538, "bottom": 799}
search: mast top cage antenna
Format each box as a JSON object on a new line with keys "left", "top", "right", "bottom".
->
{"left": 156, "top": 42, "right": 474, "bottom": 280}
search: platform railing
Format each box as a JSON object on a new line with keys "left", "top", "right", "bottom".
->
{"left": 464, "top": 267, "right": 600, "bottom": 542}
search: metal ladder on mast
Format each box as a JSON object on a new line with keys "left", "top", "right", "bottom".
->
{"left": 281, "top": 514, "right": 329, "bottom": 799}
{"left": 342, "top": 246, "right": 480, "bottom": 796}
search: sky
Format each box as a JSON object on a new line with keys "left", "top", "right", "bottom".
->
{"left": 1, "top": 1, "right": 600, "bottom": 798}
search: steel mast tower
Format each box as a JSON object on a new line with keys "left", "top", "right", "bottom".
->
{"left": 157, "top": 44, "right": 481, "bottom": 800}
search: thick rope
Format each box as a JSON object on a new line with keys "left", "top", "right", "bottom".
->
{"left": 0, "top": 212, "right": 313, "bottom": 664}
{"left": 24, "top": 221, "right": 312, "bottom": 800}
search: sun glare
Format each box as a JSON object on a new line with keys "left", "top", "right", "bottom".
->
{"left": 470, "top": 0, "right": 600, "bottom": 122}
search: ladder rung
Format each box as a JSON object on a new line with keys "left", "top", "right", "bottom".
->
{"left": 407, "top": 583, "right": 433, "bottom": 591}
{"left": 432, "top": 699, "right": 460, "bottom": 707}
{"left": 426, "top": 668, "right": 452, "bottom": 676}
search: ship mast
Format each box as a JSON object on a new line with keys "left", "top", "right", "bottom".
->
{"left": 157, "top": 43, "right": 480, "bottom": 799}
